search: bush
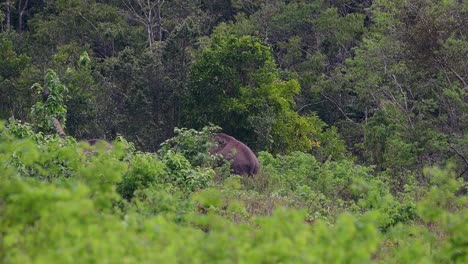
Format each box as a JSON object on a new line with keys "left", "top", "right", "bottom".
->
{"left": 159, "top": 126, "right": 219, "bottom": 167}
{"left": 0, "top": 121, "right": 466, "bottom": 263}
{"left": 117, "top": 152, "right": 166, "bottom": 200}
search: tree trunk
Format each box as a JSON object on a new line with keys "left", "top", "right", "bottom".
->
{"left": 156, "top": 1, "right": 162, "bottom": 41}
{"left": 147, "top": 25, "right": 153, "bottom": 47}
{"left": 18, "top": 0, "right": 29, "bottom": 33}
{"left": 19, "top": 11, "right": 24, "bottom": 32}
{"left": 6, "top": 0, "right": 11, "bottom": 29}
{"left": 53, "top": 117, "right": 66, "bottom": 137}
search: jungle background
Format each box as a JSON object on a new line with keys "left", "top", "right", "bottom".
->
{"left": 0, "top": 0, "right": 467, "bottom": 262}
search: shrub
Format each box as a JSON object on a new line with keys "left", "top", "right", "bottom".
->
{"left": 117, "top": 152, "right": 166, "bottom": 200}
{"left": 159, "top": 126, "right": 219, "bottom": 167}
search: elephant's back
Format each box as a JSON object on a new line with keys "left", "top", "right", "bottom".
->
{"left": 228, "top": 141, "right": 259, "bottom": 176}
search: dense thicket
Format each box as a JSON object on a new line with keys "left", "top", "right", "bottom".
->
{"left": 0, "top": 1, "right": 467, "bottom": 262}
{"left": 0, "top": 120, "right": 467, "bottom": 262}
{"left": 1, "top": 0, "right": 466, "bottom": 177}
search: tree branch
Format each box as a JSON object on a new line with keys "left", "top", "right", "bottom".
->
{"left": 52, "top": 117, "right": 66, "bottom": 138}
{"left": 449, "top": 145, "right": 468, "bottom": 179}
{"left": 447, "top": 65, "right": 468, "bottom": 90}
{"left": 296, "top": 101, "right": 324, "bottom": 114}
{"left": 321, "top": 93, "right": 355, "bottom": 123}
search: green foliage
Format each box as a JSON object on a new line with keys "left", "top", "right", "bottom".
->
{"left": 118, "top": 126, "right": 218, "bottom": 200}
{"left": 326, "top": 0, "right": 468, "bottom": 176}
{"left": 0, "top": 33, "right": 40, "bottom": 120}
{"left": 259, "top": 151, "right": 372, "bottom": 200}
{"left": 117, "top": 152, "right": 166, "bottom": 200}
{"left": 0, "top": 0, "right": 467, "bottom": 262}
{"left": 378, "top": 166, "right": 468, "bottom": 263}
{"left": 315, "top": 7, "right": 366, "bottom": 55}
{"left": 184, "top": 33, "right": 281, "bottom": 145}
{"left": 161, "top": 151, "right": 214, "bottom": 192}
{"left": 316, "top": 126, "right": 347, "bottom": 160}
{"left": 0, "top": 121, "right": 466, "bottom": 263}
{"left": 3, "top": 118, "right": 40, "bottom": 139}
{"left": 53, "top": 46, "right": 102, "bottom": 138}
{"left": 185, "top": 32, "right": 341, "bottom": 154}
{"left": 417, "top": 166, "right": 467, "bottom": 223}
{"left": 30, "top": 69, "right": 68, "bottom": 134}
{"left": 118, "top": 151, "right": 214, "bottom": 201}
{"left": 159, "top": 126, "right": 220, "bottom": 167}
{"left": 29, "top": 0, "right": 142, "bottom": 57}
{"left": 129, "top": 185, "right": 193, "bottom": 223}
{"left": 0, "top": 0, "right": 465, "bottom": 180}
{"left": 258, "top": 150, "right": 419, "bottom": 230}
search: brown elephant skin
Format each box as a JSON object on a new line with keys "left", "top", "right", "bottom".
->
{"left": 210, "top": 133, "right": 259, "bottom": 176}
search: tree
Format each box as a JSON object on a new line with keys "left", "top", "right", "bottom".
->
{"left": 30, "top": 69, "right": 68, "bottom": 136}
{"left": 95, "top": 14, "right": 207, "bottom": 151}
{"left": 124, "top": 0, "right": 166, "bottom": 47}
{"left": 0, "top": 33, "right": 40, "bottom": 120}
{"left": 5, "top": 0, "right": 11, "bottom": 30}
{"left": 51, "top": 47, "right": 103, "bottom": 139}
{"left": 183, "top": 32, "right": 336, "bottom": 154}
{"left": 318, "top": 0, "right": 467, "bottom": 180}
{"left": 29, "top": 0, "right": 141, "bottom": 58}
{"left": 200, "top": 0, "right": 235, "bottom": 23}
{"left": 1, "top": 0, "right": 46, "bottom": 32}
{"left": 17, "top": 0, "right": 29, "bottom": 32}
{"left": 200, "top": 1, "right": 367, "bottom": 125}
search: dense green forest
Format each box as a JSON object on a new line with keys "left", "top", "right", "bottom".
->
{"left": 0, "top": 0, "right": 467, "bottom": 263}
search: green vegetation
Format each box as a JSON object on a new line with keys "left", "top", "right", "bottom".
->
{"left": 1, "top": 122, "right": 466, "bottom": 263}
{"left": 0, "top": 0, "right": 467, "bottom": 263}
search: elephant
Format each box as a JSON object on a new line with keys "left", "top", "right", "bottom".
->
{"left": 210, "top": 133, "right": 259, "bottom": 176}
